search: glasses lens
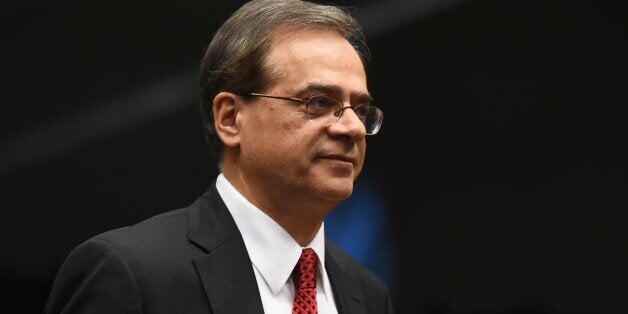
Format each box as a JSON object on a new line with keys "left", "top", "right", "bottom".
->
{"left": 306, "top": 95, "right": 343, "bottom": 119}
{"left": 306, "top": 95, "right": 383, "bottom": 135}
{"left": 361, "top": 106, "right": 383, "bottom": 135}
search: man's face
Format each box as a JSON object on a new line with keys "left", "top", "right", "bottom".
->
{"left": 237, "top": 28, "right": 369, "bottom": 205}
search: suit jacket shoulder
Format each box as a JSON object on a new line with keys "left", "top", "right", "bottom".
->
{"left": 45, "top": 185, "right": 263, "bottom": 314}
{"left": 44, "top": 206, "right": 212, "bottom": 313}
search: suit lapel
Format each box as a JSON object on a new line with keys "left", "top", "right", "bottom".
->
{"left": 193, "top": 238, "right": 264, "bottom": 314}
{"left": 326, "top": 243, "right": 366, "bottom": 314}
{"left": 188, "top": 182, "right": 264, "bottom": 314}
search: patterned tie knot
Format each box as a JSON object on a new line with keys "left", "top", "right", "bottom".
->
{"left": 294, "top": 248, "right": 317, "bottom": 289}
{"left": 292, "top": 248, "right": 318, "bottom": 314}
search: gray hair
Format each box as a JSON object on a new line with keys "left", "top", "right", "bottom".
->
{"left": 198, "top": 0, "right": 369, "bottom": 165}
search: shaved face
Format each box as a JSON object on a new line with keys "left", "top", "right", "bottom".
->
{"left": 235, "top": 28, "right": 369, "bottom": 208}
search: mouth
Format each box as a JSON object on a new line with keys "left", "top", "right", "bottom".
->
{"left": 317, "top": 154, "right": 355, "bottom": 165}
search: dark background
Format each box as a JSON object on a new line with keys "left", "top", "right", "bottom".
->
{"left": 1, "top": 0, "right": 626, "bottom": 313}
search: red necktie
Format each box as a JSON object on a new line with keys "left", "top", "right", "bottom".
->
{"left": 292, "top": 248, "right": 318, "bottom": 314}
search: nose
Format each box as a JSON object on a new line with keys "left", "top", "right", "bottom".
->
{"left": 326, "top": 106, "right": 367, "bottom": 141}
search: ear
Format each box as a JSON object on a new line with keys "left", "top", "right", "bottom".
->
{"left": 212, "top": 92, "right": 242, "bottom": 148}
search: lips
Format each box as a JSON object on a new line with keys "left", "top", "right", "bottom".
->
{"left": 318, "top": 154, "right": 355, "bottom": 164}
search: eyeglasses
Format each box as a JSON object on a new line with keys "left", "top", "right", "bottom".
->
{"left": 241, "top": 92, "right": 383, "bottom": 135}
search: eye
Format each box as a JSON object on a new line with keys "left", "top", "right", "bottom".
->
{"left": 353, "top": 105, "right": 369, "bottom": 117}
{"left": 306, "top": 95, "right": 339, "bottom": 117}
{"left": 308, "top": 95, "right": 336, "bottom": 108}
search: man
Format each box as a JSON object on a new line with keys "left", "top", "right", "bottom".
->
{"left": 45, "top": 0, "right": 392, "bottom": 313}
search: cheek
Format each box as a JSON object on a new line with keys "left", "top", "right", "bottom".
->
{"left": 355, "top": 142, "right": 367, "bottom": 171}
{"left": 241, "top": 106, "right": 316, "bottom": 159}
{"left": 281, "top": 122, "right": 292, "bottom": 131}
{"left": 260, "top": 105, "right": 305, "bottom": 130}
{"left": 243, "top": 115, "right": 309, "bottom": 156}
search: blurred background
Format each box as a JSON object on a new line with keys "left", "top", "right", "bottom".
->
{"left": 1, "top": 0, "right": 626, "bottom": 313}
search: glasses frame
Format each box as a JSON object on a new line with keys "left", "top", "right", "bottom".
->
{"left": 240, "top": 92, "right": 383, "bottom": 135}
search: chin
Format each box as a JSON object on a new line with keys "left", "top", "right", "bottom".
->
{"left": 316, "top": 180, "right": 355, "bottom": 202}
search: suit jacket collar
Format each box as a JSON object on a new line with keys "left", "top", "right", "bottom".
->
{"left": 326, "top": 241, "right": 367, "bottom": 314}
{"left": 188, "top": 181, "right": 264, "bottom": 314}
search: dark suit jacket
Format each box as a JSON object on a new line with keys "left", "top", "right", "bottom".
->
{"left": 45, "top": 182, "right": 394, "bottom": 313}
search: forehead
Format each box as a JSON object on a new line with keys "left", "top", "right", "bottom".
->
{"left": 264, "top": 28, "right": 368, "bottom": 96}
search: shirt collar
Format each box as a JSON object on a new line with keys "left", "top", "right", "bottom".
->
{"left": 215, "top": 173, "right": 329, "bottom": 295}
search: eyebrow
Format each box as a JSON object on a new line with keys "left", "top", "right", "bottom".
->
{"left": 292, "top": 82, "right": 373, "bottom": 104}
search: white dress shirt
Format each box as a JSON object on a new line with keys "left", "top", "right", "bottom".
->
{"left": 216, "top": 173, "right": 338, "bottom": 314}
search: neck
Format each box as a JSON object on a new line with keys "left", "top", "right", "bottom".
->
{"left": 221, "top": 162, "right": 336, "bottom": 247}
{"left": 261, "top": 203, "right": 326, "bottom": 247}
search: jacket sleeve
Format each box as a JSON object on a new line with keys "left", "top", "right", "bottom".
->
{"left": 44, "top": 238, "right": 143, "bottom": 314}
